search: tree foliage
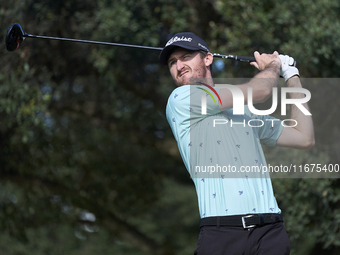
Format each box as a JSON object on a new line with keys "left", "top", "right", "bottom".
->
{"left": 0, "top": 0, "right": 340, "bottom": 254}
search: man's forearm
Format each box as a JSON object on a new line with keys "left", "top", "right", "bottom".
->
{"left": 246, "top": 61, "right": 280, "bottom": 103}
{"left": 286, "top": 76, "right": 315, "bottom": 147}
{"left": 218, "top": 52, "right": 281, "bottom": 111}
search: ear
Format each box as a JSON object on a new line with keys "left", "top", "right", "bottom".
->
{"left": 205, "top": 52, "right": 214, "bottom": 67}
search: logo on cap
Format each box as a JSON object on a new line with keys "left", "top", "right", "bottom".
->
{"left": 165, "top": 36, "right": 193, "bottom": 47}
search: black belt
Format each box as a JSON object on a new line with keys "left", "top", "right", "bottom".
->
{"left": 199, "top": 213, "right": 283, "bottom": 229}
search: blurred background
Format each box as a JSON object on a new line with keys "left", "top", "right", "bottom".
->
{"left": 1, "top": 0, "right": 340, "bottom": 254}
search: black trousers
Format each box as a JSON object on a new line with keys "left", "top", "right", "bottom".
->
{"left": 194, "top": 222, "right": 290, "bottom": 255}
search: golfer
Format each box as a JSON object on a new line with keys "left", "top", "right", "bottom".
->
{"left": 160, "top": 32, "right": 314, "bottom": 255}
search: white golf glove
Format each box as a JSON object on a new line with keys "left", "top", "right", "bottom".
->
{"left": 279, "top": 54, "right": 299, "bottom": 81}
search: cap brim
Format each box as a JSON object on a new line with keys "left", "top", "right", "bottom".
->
{"left": 159, "top": 43, "right": 206, "bottom": 66}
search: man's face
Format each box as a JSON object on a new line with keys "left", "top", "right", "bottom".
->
{"left": 167, "top": 49, "right": 212, "bottom": 86}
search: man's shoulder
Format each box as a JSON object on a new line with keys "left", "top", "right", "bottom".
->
{"left": 168, "top": 85, "right": 191, "bottom": 98}
{"left": 166, "top": 85, "right": 191, "bottom": 108}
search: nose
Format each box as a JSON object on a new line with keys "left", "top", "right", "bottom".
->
{"left": 176, "top": 59, "right": 185, "bottom": 70}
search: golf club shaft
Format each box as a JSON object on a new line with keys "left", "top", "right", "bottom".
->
{"left": 23, "top": 33, "right": 164, "bottom": 51}
{"left": 23, "top": 33, "right": 256, "bottom": 62}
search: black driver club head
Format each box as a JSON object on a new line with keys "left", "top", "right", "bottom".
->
{"left": 5, "top": 23, "right": 25, "bottom": 51}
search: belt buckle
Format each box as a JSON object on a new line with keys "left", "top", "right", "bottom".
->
{"left": 242, "top": 215, "right": 256, "bottom": 229}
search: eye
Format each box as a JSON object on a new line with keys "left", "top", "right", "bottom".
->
{"left": 182, "top": 54, "right": 190, "bottom": 60}
{"left": 168, "top": 60, "right": 177, "bottom": 67}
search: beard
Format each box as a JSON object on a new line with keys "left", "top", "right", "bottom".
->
{"left": 175, "top": 66, "right": 208, "bottom": 86}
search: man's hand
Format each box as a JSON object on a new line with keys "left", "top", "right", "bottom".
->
{"left": 250, "top": 51, "right": 281, "bottom": 71}
{"left": 279, "top": 55, "right": 299, "bottom": 81}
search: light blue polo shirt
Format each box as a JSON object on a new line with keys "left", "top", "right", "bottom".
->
{"left": 166, "top": 85, "right": 283, "bottom": 218}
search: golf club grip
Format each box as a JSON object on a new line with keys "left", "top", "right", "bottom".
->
{"left": 235, "top": 55, "right": 298, "bottom": 67}
{"left": 236, "top": 56, "right": 298, "bottom": 67}
{"left": 213, "top": 53, "right": 297, "bottom": 66}
{"left": 233, "top": 56, "right": 256, "bottom": 62}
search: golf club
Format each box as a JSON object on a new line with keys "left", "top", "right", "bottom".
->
{"left": 5, "top": 23, "right": 296, "bottom": 66}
